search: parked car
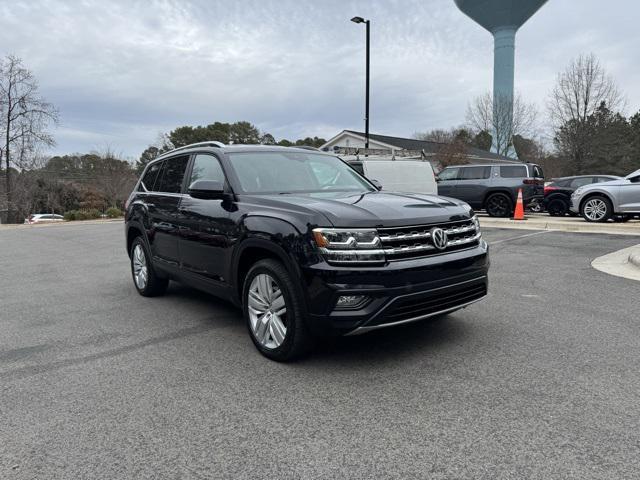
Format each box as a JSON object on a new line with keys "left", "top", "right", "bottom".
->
{"left": 543, "top": 175, "right": 621, "bottom": 216}
{"left": 570, "top": 169, "right": 640, "bottom": 222}
{"left": 125, "top": 142, "right": 489, "bottom": 361}
{"left": 24, "top": 213, "right": 64, "bottom": 224}
{"left": 345, "top": 159, "right": 438, "bottom": 195}
{"left": 437, "top": 163, "right": 544, "bottom": 217}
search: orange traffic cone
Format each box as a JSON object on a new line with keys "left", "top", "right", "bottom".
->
{"left": 513, "top": 188, "right": 525, "bottom": 220}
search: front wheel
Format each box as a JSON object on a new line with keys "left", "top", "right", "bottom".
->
{"left": 485, "top": 193, "right": 513, "bottom": 218}
{"left": 581, "top": 196, "right": 612, "bottom": 223}
{"left": 243, "top": 259, "right": 312, "bottom": 361}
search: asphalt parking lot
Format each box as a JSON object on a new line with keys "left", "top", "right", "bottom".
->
{"left": 2, "top": 223, "right": 640, "bottom": 479}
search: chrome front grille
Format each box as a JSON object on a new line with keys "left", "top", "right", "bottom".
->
{"left": 377, "top": 218, "right": 481, "bottom": 260}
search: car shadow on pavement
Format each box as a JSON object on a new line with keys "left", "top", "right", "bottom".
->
{"left": 309, "top": 316, "right": 472, "bottom": 366}
{"left": 161, "top": 283, "right": 473, "bottom": 366}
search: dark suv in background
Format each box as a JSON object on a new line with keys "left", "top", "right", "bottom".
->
{"left": 437, "top": 163, "right": 544, "bottom": 217}
{"left": 125, "top": 142, "right": 489, "bottom": 361}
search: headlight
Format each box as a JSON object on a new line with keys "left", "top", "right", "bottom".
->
{"left": 472, "top": 214, "right": 481, "bottom": 230}
{"left": 312, "top": 228, "right": 385, "bottom": 264}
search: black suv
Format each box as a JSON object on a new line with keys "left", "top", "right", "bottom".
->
{"left": 437, "top": 163, "right": 545, "bottom": 217}
{"left": 125, "top": 142, "right": 489, "bottom": 360}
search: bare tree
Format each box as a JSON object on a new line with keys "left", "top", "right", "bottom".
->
{"left": 548, "top": 53, "right": 625, "bottom": 173}
{"left": 466, "top": 92, "right": 538, "bottom": 157}
{"left": 0, "top": 55, "right": 59, "bottom": 222}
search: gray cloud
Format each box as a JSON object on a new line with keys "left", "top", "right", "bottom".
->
{"left": 2, "top": 0, "right": 639, "bottom": 159}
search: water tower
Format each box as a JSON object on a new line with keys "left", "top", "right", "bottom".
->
{"left": 454, "top": 0, "right": 548, "bottom": 157}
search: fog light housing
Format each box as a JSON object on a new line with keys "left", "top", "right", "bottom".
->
{"left": 335, "top": 295, "right": 368, "bottom": 310}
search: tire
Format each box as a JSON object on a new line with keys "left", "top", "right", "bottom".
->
{"left": 243, "top": 259, "right": 312, "bottom": 361}
{"left": 130, "top": 236, "right": 168, "bottom": 297}
{"left": 580, "top": 195, "right": 613, "bottom": 223}
{"left": 547, "top": 199, "right": 568, "bottom": 217}
{"left": 485, "top": 193, "right": 513, "bottom": 218}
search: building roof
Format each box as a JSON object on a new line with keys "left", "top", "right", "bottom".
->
{"left": 343, "top": 130, "right": 519, "bottom": 164}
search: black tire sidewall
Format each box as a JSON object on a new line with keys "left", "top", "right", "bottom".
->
{"left": 242, "top": 259, "right": 307, "bottom": 361}
{"left": 486, "top": 193, "right": 512, "bottom": 218}
{"left": 548, "top": 199, "right": 567, "bottom": 216}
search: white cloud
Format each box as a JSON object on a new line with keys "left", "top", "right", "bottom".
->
{"left": 1, "top": 0, "right": 639, "bottom": 158}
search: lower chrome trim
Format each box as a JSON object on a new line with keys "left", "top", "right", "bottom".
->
{"left": 345, "top": 295, "right": 487, "bottom": 335}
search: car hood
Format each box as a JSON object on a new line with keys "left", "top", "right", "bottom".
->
{"left": 240, "top": 191, "right": 473, "bottom": 228}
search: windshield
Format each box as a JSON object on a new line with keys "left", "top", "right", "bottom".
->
{"left": 625, "top": 168, "right": 640, "bottom": 180}
{"left": 227, "top": 151, "right": 375, "bottom": 194}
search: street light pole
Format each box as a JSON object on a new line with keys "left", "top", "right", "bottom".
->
{"left": 351, "top": 16, "right": 370, "bottom": 149}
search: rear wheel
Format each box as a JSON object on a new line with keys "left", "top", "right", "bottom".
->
{"left": 243, "top": 259, "right": 312, "bottom": 361}
{"left": 581, "top": 196, "right": 612, "bottom": 223}
{"left": 485, "top": 193, "right": 513, "bottom": 218}
{"left": 547, "top": 199, "right": 568, "bottom": 217}
{"left": 130, "top": 237, "right": 168, "bottom": 297}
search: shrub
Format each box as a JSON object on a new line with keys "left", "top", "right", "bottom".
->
{"left": 105, "top": 206, "right": 123, "bottom": 218}
{"left": 64, "top": 210, "right": 77, "bottom": 221}
{"left": 86, "top": 208, "right": 101, "bottom": 219}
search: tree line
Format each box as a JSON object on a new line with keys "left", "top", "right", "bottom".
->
{"left": 415, "top": 53, "right": 640, "bottom": 177}
{"left": 2, "top": 52, "right": 639, "bottom": 223}
{"left": 136, "top": 122, "right": 326, "bottom": 173}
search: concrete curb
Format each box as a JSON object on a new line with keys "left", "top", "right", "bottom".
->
{"left": 479, "top": 216, "right": 640, "bottom": 236}
{"left": 629, "top": 249, "right": 640, "bottom": 269}
{"left": 0, "top": 218, "right": 124, "bottom": 230}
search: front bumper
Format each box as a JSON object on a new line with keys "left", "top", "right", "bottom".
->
{"left": 569, "top": 194, "right": 581, "bottom": 213}
{"left": 301, "top": 240, "right": 489, "bottom": 336}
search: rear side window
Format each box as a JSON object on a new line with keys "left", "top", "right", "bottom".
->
{"left": 140, "top": 161, "right": 163, "bottom": 192}
{"left": 500, "top": 166, "right": 527, "bottom": 178}
{"left": 460, "top": 166, "right": 491, "bottom": 180}
{"left": 156, "top": 156, "right": 189, "bottom": 193}
{"left": 570, "top": 177, "right": 593, "bottom": 188}
{"left": 595, "top": 177, "right": 614, "bottom": 183}
{"left": 438, "top": 167, "right": 459, "bottom": 181}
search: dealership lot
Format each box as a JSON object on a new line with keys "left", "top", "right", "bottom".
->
{"left": 1, "top": 223, "right": 640, "bottom": 479}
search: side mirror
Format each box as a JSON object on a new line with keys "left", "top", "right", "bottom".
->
{"left": 370, "top": 179, "right": 383, "bottom": 190}
{"left": 188, "top": 180, "right": 225, "bottom": 199}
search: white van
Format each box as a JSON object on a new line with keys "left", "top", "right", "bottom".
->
{"left": 346, "top": 159, "right": 438, "bottom": 195}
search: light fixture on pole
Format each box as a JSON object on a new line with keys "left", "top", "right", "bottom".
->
{"left": 350, "top": 16, "right": 370, "bottom": 149}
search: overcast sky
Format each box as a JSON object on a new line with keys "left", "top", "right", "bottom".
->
{"left": 2, "top": 0, "right": 639, "bottom": 160}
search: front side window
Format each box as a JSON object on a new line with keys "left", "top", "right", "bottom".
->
{"left": 500, "top": 166, "right": 527, "bottom": 178}
{"left": 438, "top": 168, "right": 459, "bottom": 181}
{"left": 156, "top": 156, "right": 189, "bottom": 193}
{"left": 532, "top": 165, "right": 544, "bottom": 178}
{"left": 190, "top": 154, "right": 225, "bottom": 185}
{"left": 227, "top": 152, "right": 374, "bottom": 194}
{"left": 140, "top": 161, "right": 163, "bottom": 192}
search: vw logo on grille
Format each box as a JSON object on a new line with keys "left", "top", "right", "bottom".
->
{"left": 430, "top": 227, "right": 448, "bottom": 250}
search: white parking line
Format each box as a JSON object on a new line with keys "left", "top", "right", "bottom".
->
{"left": 490, "top": 230, "right": 552, "bottom": 245}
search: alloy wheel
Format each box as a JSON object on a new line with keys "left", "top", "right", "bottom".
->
{"left": 583, "top": 198, "right": 608, "bottom": 221}
{"left": 248, "top": 274, "right": 288, "bottom": 349}
{"left": 132, "top": 244, "right": 148, "bottom": 290}
{"left": 487, "top": 194, "right": 510, "bottom": 217}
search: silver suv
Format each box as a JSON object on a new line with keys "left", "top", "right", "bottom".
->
{"left": 570, "top": 169, "right": 640, "bottom": 222}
